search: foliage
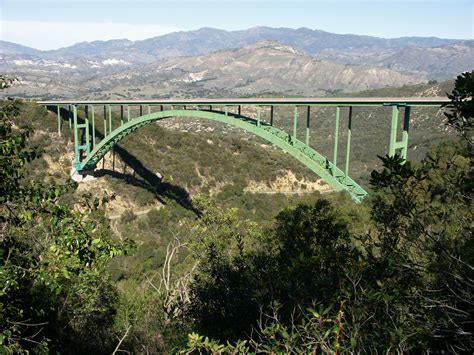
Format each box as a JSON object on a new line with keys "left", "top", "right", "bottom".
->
{"left": 365, "top": 142, "right": 473, "bottom": 351}
{"left": 185, "top": 195, "right": 264, "bottom": 342}
{"left": 364, "top": 73, "right": 473, "bottom": 351}
{"left": 178, "top": 72, "right": 473, "bottom": 352}
{"left": 270, "top": 199, "right": 359, "bottom": 318}
{"left": 443, "top": 71, "right": 474, "bottom": 150}
{"left": 112, "top": 287, "right": 167, "bottom": 353}
{"left": 182, "top": 305, "right": 349, "bottom": 354}
{"left": 0, "top": 78, "right": 123, "bottom": 353}
{"left": 185, "top": 196, "right": 359, "bottom": 344}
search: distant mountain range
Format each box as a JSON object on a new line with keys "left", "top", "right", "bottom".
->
{"left": 1, "top": 26, "right": 473, "bottom": 99}
{"left": 1, "top": 26, "right": 462, "bottom": 58}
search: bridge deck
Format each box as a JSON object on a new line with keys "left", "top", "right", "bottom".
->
{"left": 38, "top": 97, "right": 450, "bottom": 107}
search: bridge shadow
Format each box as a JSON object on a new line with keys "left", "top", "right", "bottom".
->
{"left": 53, "top": 106, "right": 200, "bottom": 216}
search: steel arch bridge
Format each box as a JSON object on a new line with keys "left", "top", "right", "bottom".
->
{"left": 39, "top": 98, "right": 449, "bottom": 203}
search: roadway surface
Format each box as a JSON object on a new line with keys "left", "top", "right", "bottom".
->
{"left": 38, "top": 97, "right": 451, "bottom": 107}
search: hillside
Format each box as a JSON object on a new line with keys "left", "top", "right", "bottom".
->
{"left": 1, "top": 26, "right": 472, "bottom": 100}
{"left": 2, "top": 41, "right": 427, "bottom": 99}
{"left": 85, "top": 41, "right": 424, "bottom": 99}
{"left": 318, "top": 41, "right": 474, "bottom": 80}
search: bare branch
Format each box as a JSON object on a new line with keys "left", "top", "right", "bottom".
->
{"left": 113, "top": 324, "right": 132, "bottom": 355}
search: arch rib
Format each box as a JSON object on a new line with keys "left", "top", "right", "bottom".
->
{"left": 78, "top": 109, "right": 367, "bottom": 202}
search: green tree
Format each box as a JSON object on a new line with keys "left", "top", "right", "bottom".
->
{"left": 0, "top": 77, "right": 123, "bottom": 353}
{"left": 185, "top": 195, "right": 265, "bottom": 342}
{"left": 270, "top": 199, "right": 359, "bottom": 319}
{"left": 443, "top": 70, "right": 474, "bottom": 150}
{"left": 186, "top": 196, "right": 359, "bottom": 345}
{"left": 361, "top": 72, "right": 473, "bottom": 351}
{"left": 180, "top": 72, "right": 473, "bottom": 352}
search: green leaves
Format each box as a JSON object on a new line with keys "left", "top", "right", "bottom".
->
{"left": 182, "top": 305, "right": 348, "bottom": 354}
{"left": 1, "top": 96, "right": 124, "bottom": 352}
{"left": 442, "top": 71, "right": 474, "bottom": 150}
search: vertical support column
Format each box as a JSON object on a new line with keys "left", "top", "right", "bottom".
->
{"left": 305, "top": 106, "right": 310, "bottom": 146}
{"left": 344, "top": 106, "right": 353, "bottom": 181}
{"left": 127, "top": 105, "right": 131, "bottom": 121}
{"left": 160, "top": 104, "right": 163, "bottom": 112}
{"left": 270, "top": 105, "right": 274, "bottom": 126}
{"left": 84, "top": 105, "right": 90, "bottom": 155}
{"left": 257, "top": 106, "right": 261, "bottom": 127}
{"left": 84, "top": 104, "right": 88, "bottom": 135}
{"left": 389, "top": 105, "right": 399, "bottom": 157}
{"left": 225, "top": 105, "right": 228, "bottom": 116}
{"left": 73, "top": 105, "right": 80, "bottom": 170}
{"left": 108, "top": 105, "right": 112, "bottom": 134}
{"left": 293, "top": 106, "right": 298, "bottom": 141}
{"left": 333, "top": 106, "right": 340, "bottom": 175}
{"left": 238, "top": 105, "right": 241, "bottom": 116}
{"left": 91, "top": 105, "right": 96, "bottom": 148}
{"left": 56, "top": 105, "right": 61, "bottom": 136}
{"left": 103, "top": 105, "right": 107, "bottom": 137}
{"left": 68, "top": 105, "right": 72, "bottom": 129}
{"left": 120, "top": 105, "right": 124, "bottom": 125}
{"left": 140, "top": 105, "right": 143, "bottom": 116}
{"left": 401, "top": 106, "right": 411, "bottom": 161}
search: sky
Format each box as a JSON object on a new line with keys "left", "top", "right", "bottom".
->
{"left": 0, "top": 0, "right": 473, "bottom": 50}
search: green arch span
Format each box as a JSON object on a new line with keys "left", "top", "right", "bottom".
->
{"left": 79, "top": 109, "right": 367, "bottom": 202}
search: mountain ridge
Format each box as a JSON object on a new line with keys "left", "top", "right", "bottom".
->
{"left": 1, "top": 26, "right": 463, "bottom": 56}
{"left": 1, "top": 41, "right": 424, "bottom": 99}
{"left": 1, "top": 27, "right": 472, "bottom": 99}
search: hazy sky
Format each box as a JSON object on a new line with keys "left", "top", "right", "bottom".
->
{"left": 1, "top": 0, "right": 473, "bottom": 50}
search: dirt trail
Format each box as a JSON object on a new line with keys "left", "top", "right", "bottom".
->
{"left": 108, "top": 207, "right": 155, "bottom": 220}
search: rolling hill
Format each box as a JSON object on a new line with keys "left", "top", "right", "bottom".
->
{"left": 2, "top": 41, "right": 426, "bottom": 99}
{"left": 1, "top": 26, "right": 472, "bottom": 96}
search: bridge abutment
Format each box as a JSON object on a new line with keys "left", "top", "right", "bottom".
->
{"left": 70, "top": 167, "right": 95, "bottom": 182}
